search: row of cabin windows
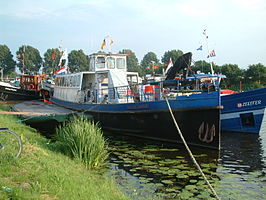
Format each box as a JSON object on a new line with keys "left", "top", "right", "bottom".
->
{"left": 21, "top": 76, "right": 40, "bottom": 84}
{"left": 55, "top": 75, "right": 81, "bottom": 87}
{"left": 94, "top": 57, "right": 126, "bottom": 69}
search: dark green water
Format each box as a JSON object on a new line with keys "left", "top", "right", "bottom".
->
{"left": 105, "top": 130, "right": 266, "bottom": 200}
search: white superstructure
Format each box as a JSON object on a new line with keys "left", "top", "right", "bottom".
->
{"left": 53, "top": 53, "right": 139, "bottom": 104}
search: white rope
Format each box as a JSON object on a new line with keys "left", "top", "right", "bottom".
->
{"left": 165, "top": 97, "right": 221, "bottom": 200}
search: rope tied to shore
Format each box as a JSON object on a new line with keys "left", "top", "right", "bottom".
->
{"left": 164, "top": 97, "right": 221, "bottom": 200}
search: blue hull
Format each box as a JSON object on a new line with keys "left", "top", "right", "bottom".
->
{"left": 221, "top": 87, "right": 266, "bottom": 134}
{"left": 51, "top": 91, "right": 222, "bottom": 149}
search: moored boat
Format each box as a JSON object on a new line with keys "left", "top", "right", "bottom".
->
{"left": 0, "top": 74, "right": 45, "bottom": 101}
{"left": 221, "top": 87, "right": 266, "bottom": 134}
{"left": 50, "top": 52, "right": 222, "bottom": 149}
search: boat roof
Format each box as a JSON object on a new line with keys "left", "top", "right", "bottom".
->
{"left": 89, "top": 52, "right": 128, "bottom": 57}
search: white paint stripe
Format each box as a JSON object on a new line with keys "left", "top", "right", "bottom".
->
{"left": 221, "top": 108, "right": 265, "bottom": 120}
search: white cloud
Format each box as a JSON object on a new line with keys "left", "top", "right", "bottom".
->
{"left": 232, "top": 0, "right": 263, "bottom": 9}
{"left": 175, "top": 0, "right": 218, "bottom": 17}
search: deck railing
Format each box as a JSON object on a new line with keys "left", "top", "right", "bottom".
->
{"left": 93, "top": 78, "right": 218, "bottom": 104}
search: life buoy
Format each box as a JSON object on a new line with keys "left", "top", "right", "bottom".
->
{"left": 163, "top": 88, "right": 170, "bottom": 94}
{"left": 28, "top": 84, "right": 35, "bottom": 90}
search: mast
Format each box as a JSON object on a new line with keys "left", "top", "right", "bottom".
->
{"left": 21, "top": 45, "right": 25, "bottom": 74}
{"left": 203, "top": 29, "right": 214, "bottom": 75}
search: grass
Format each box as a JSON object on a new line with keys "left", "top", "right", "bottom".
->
{"left": 0, "top": 104, "right": 130, "bottom": 200}
{"left": 55, "top": 117, "right": 109, "bottom": 169}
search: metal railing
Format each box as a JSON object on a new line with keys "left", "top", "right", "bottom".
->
{"left": 92, "top": 78, "right": 218, "bottom": 104}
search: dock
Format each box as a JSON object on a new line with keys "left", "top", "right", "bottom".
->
{"left": 9, "top": 100, "right": 80, "bottom": 132}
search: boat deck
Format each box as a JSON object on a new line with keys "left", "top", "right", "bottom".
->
{"left": 10, "top": 100, "right": 82, "bottom": 132}
{"left": 13, "top": 100, "right": 74, "bottom": 117}
{"left": 12, "top": 100, "right": 76, "bottom": 118}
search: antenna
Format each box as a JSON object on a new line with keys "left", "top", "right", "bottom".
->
{"left": 203, "top": 29, "right": 214, "bottom": 75}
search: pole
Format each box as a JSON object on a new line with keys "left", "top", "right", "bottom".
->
{"left": 21, "top": 45, "right": 25, "bottom": 74}
{"left": 22, "top": 52, "right": 24, "bottom": 75}
{"left": 203, "top": 29, "right": 214, "bottom": 75}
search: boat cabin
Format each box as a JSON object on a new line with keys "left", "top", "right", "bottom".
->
{"left": 89, "top": 53, "right": 127, "bottom": 72}
{"left": 53, "top": 53, "right": 140, "bottom": 104}
{"left": 20, "top": 74, "right": 46, "bottom": 91}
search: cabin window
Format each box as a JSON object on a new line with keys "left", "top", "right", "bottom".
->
{"left": 106, "top": 57, "right": 115, "bottom": 69}
{"left": 55, "top": 77, "right": 60, "bottom": 86}
{"left": 116, "top": 58, "right": 125, "bottom": 69}
{"left": 240, "top": 112, "right": 255, "bottom": 127}
{"left": 75, "top": 75, "right": 81, "bottom": 87}
{"left": 89, "top": 58, "right": 95, "bottom": 71}
{"left": 74, "top": 76, "right": 78, "bottom": 87}
{"left": 62, "top": 77, "right": 66, "bottom": 86}
{"left": 96, "top": 56, "right": 105, "bottom": 69}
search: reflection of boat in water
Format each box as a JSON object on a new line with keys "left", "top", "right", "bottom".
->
{"left": 0, "top": 74, "right": 45, "bottom": 101}
{"left": 221, "top": 87, "right": 266, "bottom": 134}
{"left": 51, "top": 52, "right": 222, "bottom": 149}
{"left": 220, "top": 131, "right": 265, "bottom": 173}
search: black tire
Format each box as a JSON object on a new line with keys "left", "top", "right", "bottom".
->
{"left": 0, "top": 129, "right": 22, "bottom": 158}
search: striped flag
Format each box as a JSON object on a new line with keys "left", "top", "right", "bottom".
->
{"left": 207, "top": 50, "right": 216, "bottom": 58}
{"left": 164, "top": 58, "right": 173, "bottom": 75}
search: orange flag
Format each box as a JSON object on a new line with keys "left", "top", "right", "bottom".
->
{"left": 101, "top": 39, "right": 106, "bottom": 49}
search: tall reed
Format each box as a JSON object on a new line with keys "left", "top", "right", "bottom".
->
{"left": 56, "top": 116, "right": 109, "bottom": 169}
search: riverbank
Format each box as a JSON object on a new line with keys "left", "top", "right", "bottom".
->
{"left": 0, "top": 105, "right": 129, "bottom": 200}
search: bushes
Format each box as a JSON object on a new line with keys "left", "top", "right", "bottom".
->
{"left": 56, "top": 116, "right": 109, "bottom": 169}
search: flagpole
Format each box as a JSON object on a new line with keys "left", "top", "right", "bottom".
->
{"left": 203, "top": 29, "right": 214, "bottom": 75}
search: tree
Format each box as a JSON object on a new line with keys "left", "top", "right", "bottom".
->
{"left": 141, "top": 52, "right": 159, "bottom": 68}
{"left": 141, "top": 52, "right": 161, "bottom": 74}
{"left": 16, "top": 45, "right": 42, "bottom": 73}
{"left": 0, "top": 45, "right": 16, "bottom": 76}
{"left": 220, "top": 64, "right": 243, "bottom": 90}
{"left": 119, "top": 49, "right": 145, "bottom": 76}
{"left": 193, "top": 60, "right": 221, "bottom": 74}
{"left": 68, "top": 50, "right": 89, "bottom": 72}
{"left": 245, "top": 63, "right": 266, "bottom": 87}
{"left": 43, "top": 48, "right": 61, "bottom": 74}
{"left": 161, "top": 50, "right": 183, "bottom": 65}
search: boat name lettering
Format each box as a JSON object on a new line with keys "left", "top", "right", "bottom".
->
{"left": 127, "top": 104, "right": 149, "bottom": 110}
{"left": 237, "top": 100, "right": 261, "bottom": 108}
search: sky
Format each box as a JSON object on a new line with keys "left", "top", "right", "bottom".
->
{"left": 0, "top": 0, "right": 266, "bottom": 69}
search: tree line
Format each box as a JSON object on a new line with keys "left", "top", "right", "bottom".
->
{"left": 0, "top": 44, "right": 265, "bottom": 91}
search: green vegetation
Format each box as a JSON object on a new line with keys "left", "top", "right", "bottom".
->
{"left": 56, "top": 117, "right": 109, "bottom": 169}
{"left": 16, "top": 45, "right": 42, "bottom": 73}
{"left": 0, "top": 43, "right": 265, "bottom": 90}
{"left": 68, "top": 50, "right": 90, "bottom": 72}
{"left": 0, "top": 105, "right": 129, "bottom": 200}
{"left": 0, "top": 45, "right": 16, "bottom": 75}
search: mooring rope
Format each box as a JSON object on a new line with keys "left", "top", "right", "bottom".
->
{"left": 165, "top": 97, "right": 221, "bottom": 200}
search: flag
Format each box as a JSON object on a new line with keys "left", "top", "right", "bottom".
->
{"left": 207, "top": 50, "right": 216, "bottom": 58}
{"left": 58, "top": 48, "right": 68, "bottom": 67}
{"left": 101, "top": 39, "right": 106, "bottom": 49}
{"left": 153, "top": 65, "right": 159, "bottom": 69}
{"left": 51, "top": 49, "right": 56, "bottom": 60}
{"left": 196, "top": 45, "right": 203, "bottom": 51}
{"left": 60, "top": 49, "right": 68, "bottom": 60}
{"left": 203, "top": 29, "right": 208, "bottom": 39}
{"left": 55, "top": 66, "right": 66, "bottom": 75}
{"left": 110, "top": 39, "right": 114, "bottom": 45}
{"left": 164, "top": 58, "right": 173, "bottom": 75}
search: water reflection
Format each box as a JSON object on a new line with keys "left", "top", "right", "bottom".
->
{"left": 105, "top": 130, "right": 266, "bottom": 200}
